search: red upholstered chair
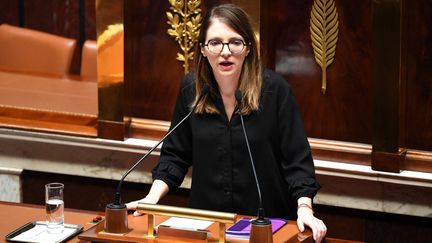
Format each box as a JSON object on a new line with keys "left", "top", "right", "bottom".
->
{"left": 80, "top": 40, "right": 97, "bottom": 81}
{"left": 0, "top": 24, "right": 76, "bottom": 77}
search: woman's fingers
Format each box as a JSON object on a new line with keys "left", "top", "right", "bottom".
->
{"left": 133, "top": 210, "right": 144, "bottom": 217}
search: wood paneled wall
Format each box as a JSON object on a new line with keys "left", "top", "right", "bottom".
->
{"left": 264, "top": 0, "right": 372, "bottom": 144}
{"left": 0, "top": 0, "right": 431, "bottom": 170}
{"left": 124, "top": 0, "right": 373, "bottom": 142}
{"left": 0, "top": 1, "right": 20, "bottom": 26}
{"left": 123, "top": 0, "right": 432, "bottom": 172}
{"left": 403, "top": 0, "right": 432, "bottom": 151}
{"left": 124, "top": 0, "right": 182, "bottom": 121}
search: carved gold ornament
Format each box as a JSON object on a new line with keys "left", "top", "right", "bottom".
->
{"left": 310, "top": 0, "right": 339, "bottom": 94}
{"left": 166, "top": 0, "right": 202, "bottom": 73}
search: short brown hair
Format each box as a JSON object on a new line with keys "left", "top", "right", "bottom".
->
{"left": 193, "top": 4, "right": 262, "bottom": 115}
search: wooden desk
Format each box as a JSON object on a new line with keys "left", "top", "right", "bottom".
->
{"left": 0, "top": 201, "right": 100, "bottom": 243}
{"left": 0, "top": 201, "right": 313, "bottom": 243}
{"left": 0, "top": 71, "right": 97, "bottom": 115}
{"left": 78, "top": 215, "right": 313, "bottom": 243}
{"left": 0, "top": 71, "right": 98, "bottom": 136}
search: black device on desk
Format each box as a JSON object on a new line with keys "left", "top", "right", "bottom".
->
{"left": 5, "top": 221, "right": 83, "bottom": 243}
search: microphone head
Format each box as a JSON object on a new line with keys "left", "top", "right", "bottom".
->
{"left": 235, "top": 89, "right": 242, "bottom": 103}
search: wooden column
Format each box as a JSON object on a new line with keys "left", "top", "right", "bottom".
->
{"left": 371, "top": 0, "right": 406, "bottom": 172}
{"left": 96, "top": 0, "right": 125, "bottom": 141}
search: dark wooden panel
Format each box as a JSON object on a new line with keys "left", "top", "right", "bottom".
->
{"left": 315, "top": 205, "right": 432, "bottom": 243}
{"left": 264, "top": 0, "right": 372, "bottom": 144}
{"left": 371, "top": 0, "right": 402, "bottom": 172}
{"left": 23, "top": 0, "right": 79, "bottom": 36}
{"left": 22, "top": 170, "right": 189, "bottom": 212}
{"left": 124, "top": 0, "right": 182, "bottom": 121}
{"left": 404, "top": 0, "right": 432, "bottom": 151}
{"left": 0, "top": 1, "right": 20, "bottom": 25}
{"left": 23, "top": 0, "right": 81, "bottom": 74}
{"left": 372, "top": 0, "right": 401, "bottom": 153}
{"left": 84, "top": 0, "right": 96, "bottom": 41}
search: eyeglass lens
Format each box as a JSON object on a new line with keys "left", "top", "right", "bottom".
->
{"left": 206, "top": 40, "right": 246, "bottom": 54}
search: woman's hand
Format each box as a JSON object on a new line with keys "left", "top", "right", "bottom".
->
{"left": 126, "top": 197, "right": 155, "bottom": 217}
{"left": 125, "top": 179, "right": 169, "bottom": 217}
{"left": 296, "top": 205, "right": 327, "bottom": 243}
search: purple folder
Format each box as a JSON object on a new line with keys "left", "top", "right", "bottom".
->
{"left": 226, "top": 217, "right": 287, "bottom": 238}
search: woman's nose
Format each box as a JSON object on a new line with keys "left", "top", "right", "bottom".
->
{"left": 220, "top": 43, "right": 232, "bottom": 56}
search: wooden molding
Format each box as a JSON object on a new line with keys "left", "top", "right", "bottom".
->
{"left": 97, "top": 119, "right": 125, "bottom": 141}
{"left": 127, "top": 118, "right": 170, "bottom": 140}
{"left": 309, "top": 138, "right": 372, "bottom": 166}
{"left": 125, "top": 119, "right": 432, "bottom": 173}
{"left": 371, "top": 149, "right": 407, "bottom": 173}
{"left": 404, "top": 150, "right": 432, "bottom": 173}
{"left": 0, "top": 105, "right": 97, "bottom": 137}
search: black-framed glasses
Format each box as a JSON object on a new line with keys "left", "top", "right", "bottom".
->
{"left": 202, "top": 39, "right": 249, "bottom": 54}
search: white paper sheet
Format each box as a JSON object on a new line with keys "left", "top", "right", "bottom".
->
{"left": 10, "top": 222, "right": 79, "bottom": 243}
{"left": 157, "top": 217, "right": 213, "bottom": 231}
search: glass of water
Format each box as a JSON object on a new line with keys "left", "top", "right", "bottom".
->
{"left": 45, "top": 182, "right": 64, "bottom": 233}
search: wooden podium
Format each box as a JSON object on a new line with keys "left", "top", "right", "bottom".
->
{"left": 78, "top": 203, "right": 314, "bottom": 243}
{"left": 0, "top": 201, "right": 313, "bottom": 243}
{"left": 78, "top": 215, "right": 313, "bottom": 243}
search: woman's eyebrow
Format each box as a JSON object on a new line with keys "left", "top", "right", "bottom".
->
{"left": 207, "top": 37, "right": 244, "bottom": 42}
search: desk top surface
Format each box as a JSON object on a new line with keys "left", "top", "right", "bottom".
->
{"left": 0, "top": 201, "right": 312, "bottom": 243}
{"left": 0, "top": 71, "right": 97, "bottom": 115}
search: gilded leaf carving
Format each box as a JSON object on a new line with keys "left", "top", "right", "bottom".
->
{"left": 310, "top": 0, "right": 339, "bottom": 94}
{"left": 167, "top": 0, "right": 202, "bottom": 73}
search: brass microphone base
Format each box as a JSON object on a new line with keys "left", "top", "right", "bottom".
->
{"left": 104, "top": 203, "right": 129, "bottom": 233}
{"left": 249, "top": 217, "right": 273, "bottom": 243}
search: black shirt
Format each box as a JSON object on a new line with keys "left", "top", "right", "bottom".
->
{"left": 152, "top": 69, "right": 319, "bottom": 219}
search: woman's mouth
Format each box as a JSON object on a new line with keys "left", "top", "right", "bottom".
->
{"left": 219, "top": 61, "right": 234, "bottom": 71}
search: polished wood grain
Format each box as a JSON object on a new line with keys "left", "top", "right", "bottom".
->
{"left": 0, "top": 0, "right": 431, "bottom": 172}
{"left": 404, "top": 150, "right": 432, "bottom": 173}
{"left": 263, "top": 0, "right": 372, "bottom": 144}
{"left": 0, "top": 201, "right": 101, "bottom": 243}
{"left": 83, "top": 0, "right": 96, "bottom": 41}
{"left": 403, "top": 0, "right": 432, "bottom": 151}
{"left": 124, "top": 0, "right": 184, "bottom": 121}
{"left": 0, "top": 106, "right": 97, "bottom": 137}
{"left": 127, "top": 118, "right": 171, "bottom": 140}
{"left": 24, "top": 0, "right": 81, "bottom": 74}
{"left": 370, "top": 0, "right": 402, "bottom": 172}
{"left": 79, "top": 214, "right": 312, "bottom": 243}
{"left": 124, "top": 0, "right": 230, "bottom": 121}
{"left": 309, "top": 138, "right": 372, "bottom": 166}
{"left": 0, "top": 0, "right": 19, "bottom": 25}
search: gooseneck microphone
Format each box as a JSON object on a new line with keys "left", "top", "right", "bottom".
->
{"left": 104, "top": 84, "right": 209, "bottom": 233}
{"left": 234, "top": 90, "right": 265, "bottom": 219}
{"left": 235, "top": 90, "right": 273, "bottom": 243}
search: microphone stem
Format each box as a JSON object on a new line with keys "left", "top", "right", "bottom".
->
{"left": 113, "top": 83, "right": 210, "bottom": 205}
{"left": 114, "top": 104, "right": 199, "bottom": 205}
{"left": 239, "top": 114, "right": 264, "bottom": 219}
